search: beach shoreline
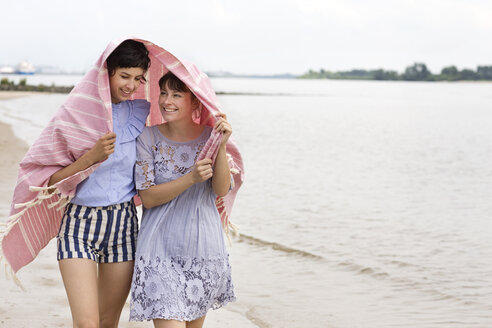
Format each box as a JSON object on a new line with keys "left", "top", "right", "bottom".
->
{"left": 0, "top": 90, "right": 46, "bottom": 100}
{"left": 0, "top": 91, "right": 258, "bottom": 328}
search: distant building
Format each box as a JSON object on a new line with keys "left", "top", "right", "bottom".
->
{"left": 0, "top": 66, "right": 14, "bottom": 74}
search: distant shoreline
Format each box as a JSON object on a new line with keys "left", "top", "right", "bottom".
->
{"left": 3, "top": 61, "right": 492, "bottom": 82}
{"left": 1, "top": 74, "right": 491, "bottom": 98}
{"left": 0, "top": 77, "right": 73, "bottom": 93}
{"left": 0, "top": 87, "right": 296, "bottom": 97}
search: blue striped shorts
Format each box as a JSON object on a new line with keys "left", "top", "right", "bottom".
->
{"left": 57, "top": 201, "right": 138, "bottom": 263}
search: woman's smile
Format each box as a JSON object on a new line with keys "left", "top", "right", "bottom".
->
{"left": 109, "top": 67, "right": 145, "bottom": 104}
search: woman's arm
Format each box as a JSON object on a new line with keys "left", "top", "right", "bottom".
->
{"left": 211, "top": 114, "right": 232, "bottom": 197}
{"left": 138, "top": 113, "right": 234, "bottom": 208}
{"left": 212, "top": 145, "right": 231, "bottom": 197}
{"left": 48, "top": 132, "right": 117, "bottom": 186}
{"left": 139, "top": 158, "right": 213, "bottom": 209}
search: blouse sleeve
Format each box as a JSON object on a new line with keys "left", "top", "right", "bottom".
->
{"left": 119, "top": 99, "right": 150, "bottom": 143}
{"left": 134, "top": 127, "right": 156, "bottom": 190}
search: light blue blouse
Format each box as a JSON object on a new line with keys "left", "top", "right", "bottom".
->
{"left": 71, "top": 99, "right": 150, "bottom": 207}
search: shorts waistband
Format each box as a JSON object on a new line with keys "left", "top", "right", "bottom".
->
{"left": 70, "top": 200, "right": 134, "bottom": 212}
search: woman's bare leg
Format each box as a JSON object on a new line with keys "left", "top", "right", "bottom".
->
{"left": 152, "top": 313, "right": 206, "bottom": 327}
{"left": 59, "top": 258, "right": 99, "bottom": 328}
{"left": 153, "top": 319, "right": 186, "bottom": 328}
{"left": 98, "top": 261, "right": 135, "bottom": 328}
{"left": 187, "top": 315, "right": 206, "bottom": 328}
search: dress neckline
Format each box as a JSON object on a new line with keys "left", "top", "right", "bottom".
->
{"left": 155, "top": 125, "right": 209, "bottom": 145}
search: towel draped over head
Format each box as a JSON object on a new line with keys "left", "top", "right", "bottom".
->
{"left": 0, "top": 37, "right": 244, "bottom": 276}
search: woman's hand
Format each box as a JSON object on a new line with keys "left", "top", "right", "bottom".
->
{"left": 85, "top": 132, "right": 117, "bottom": 164}
{"left": 214, "top": 113, "right": 232, "bottom": 147}
{"left": 48, "top": 132, "right": 117, "bottom": 187}
{"left": 190, "top": 158, "right": 213, "bottom": 184}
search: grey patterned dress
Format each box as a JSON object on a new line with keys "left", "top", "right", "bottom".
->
{"left": 129, "top": 125, "right": 235, "bottom": 322}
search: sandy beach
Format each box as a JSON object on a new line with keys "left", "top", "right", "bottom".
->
{"left": 0, "top": 91, "right": 257, "bottom": 328}
{"left": 0, "top": 91, "right": 42, "bottom": 100}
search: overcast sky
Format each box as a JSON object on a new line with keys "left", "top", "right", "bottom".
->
{"left": 1, "top": 0, "right": 491, "bottom": 75}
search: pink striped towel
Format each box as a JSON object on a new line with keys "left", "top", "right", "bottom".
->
{"left": 0, "top": 37, "right": 244, "bottom": 278}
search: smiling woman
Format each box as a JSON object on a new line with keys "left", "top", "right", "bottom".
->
{"left": 129, "top": 71, "right": 237, "bottom": 328}
{"left": 109, "top": 67, "right": 146, "bottom": 104}
{"left": 1, "top": 39, "right": 152, "bottom": 328}
{"left": 158, "top": 72, "right": 202, "bottom": 128}
{"left": 51, "top": 39, "right": 151, "bottom": 328}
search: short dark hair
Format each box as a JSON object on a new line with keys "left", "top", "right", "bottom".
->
{"left": 106, "top": 40, "right": 150, "bottom": 76}
{"left": 158, "top": 72, "right": 190, "bottom": 93}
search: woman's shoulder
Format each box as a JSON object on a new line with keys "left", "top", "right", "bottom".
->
{"left": 126, "top": 99, "right": 150, "bottom": 120}
{"left": 129, "top": 99, "right": 150, "bottom": 109}
{"left": 137, "top": 125, "right": 160, "bottom": 144}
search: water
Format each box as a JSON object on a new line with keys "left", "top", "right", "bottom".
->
{"left": 1, "top": 77, "right": 492, "bottom": 327}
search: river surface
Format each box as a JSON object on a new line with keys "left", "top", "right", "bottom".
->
{"left": 1, "top": 76, "right": 491, "bottom": 327}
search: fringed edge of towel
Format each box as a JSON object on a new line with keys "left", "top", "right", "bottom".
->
{"left": 0, "top": 185, "right": 72, "bottom": 290}
{"left": 0, "top": 241, "right": 26, "bottom": 291}
{"left": 1, "top": 185, "right": 71, "bottom": 236}
{"left": 216, "top": 196, "right": 239, "bottom": 246}
{"left": 1, "top": 260, "right": 26, "bottom": 291}
{"left": 226, "top": 152, "right": 240, "bottom": 176}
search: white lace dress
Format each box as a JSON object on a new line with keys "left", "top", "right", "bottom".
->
{"left": 129, "top": 125, "right": 235, "bottom": 322}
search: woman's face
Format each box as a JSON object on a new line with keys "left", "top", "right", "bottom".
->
{"left": 109, "top": 67, "right": 145, "bottom": 104}
{"left": 158, "top": 83, "right": 198, "bottom": 122}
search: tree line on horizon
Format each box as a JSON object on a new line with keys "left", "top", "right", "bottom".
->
{"left": 300, "top": 63, "right": 492, "bottom": 81}
{"left": 0, "top": 77, "right": 73, "bottom": 93}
